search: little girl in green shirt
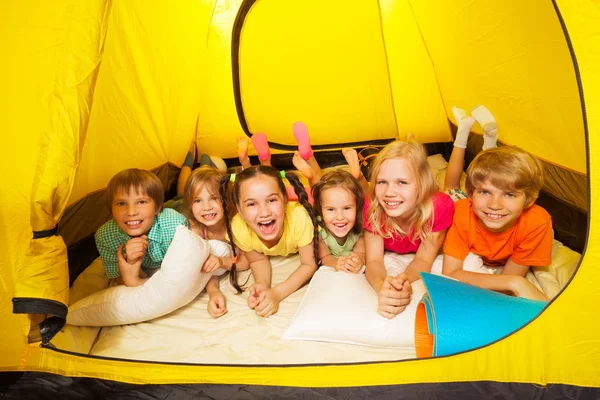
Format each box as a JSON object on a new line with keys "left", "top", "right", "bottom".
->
{"left": 312, "top": 169, "right": 366, "bottom": 273}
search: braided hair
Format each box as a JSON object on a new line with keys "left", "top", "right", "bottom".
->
{"left": 219, "top": 165, "right": 320, "bottom": 292}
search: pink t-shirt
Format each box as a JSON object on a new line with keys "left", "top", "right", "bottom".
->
{"left": 363, "top": 191, "right": 454, "bottom": 254}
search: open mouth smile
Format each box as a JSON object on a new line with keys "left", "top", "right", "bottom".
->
{"left": 258, "top": 220, "right": 277, "bottom": 234}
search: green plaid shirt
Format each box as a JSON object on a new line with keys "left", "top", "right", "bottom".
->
{"left": 95, "top": 208, "right": 189, "bottom": 279}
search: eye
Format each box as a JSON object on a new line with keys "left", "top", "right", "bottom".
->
{"left": 210, "top": 196, "right": 218, "bottom": 201}
{"left": 269, "top": 198, "right": 278, "bottom": 203}
{"left": 325, "top": 207, "right": 334, "bottom": 212}
{"left": 505, "top": 192, "right": 516, "bottom": 198}
{"left": 344, "top": 206, "right": 353, "bottom": 211}
{"left": 194, "top": 198, "right": 201, "bottom": 203}
{"left": 377, "top": 180, "right": 386, "bottom": 185}
{"left": 115, "top": 201, "right": 125, "bottom": 206}
{"left": 479, "top": 190, "right": 490, "bottom": 195}
{"left": 398, "top": 180, "right": 408, "bottom": 185}
{"left": 246, "top": 202, "right": 255, "bottom": 207}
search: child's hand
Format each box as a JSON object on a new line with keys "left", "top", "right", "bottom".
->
{"left": 207, "top": 291, "right": 228, "bottom": 318}
{"left": 117, "top": 244, "right": 144, "bottom": 287}
{"left": 201, "top": 255, "right": 223, "bottom": 273}
{"left": 510, "top": 276, "right": 549, "bottom": 302}
{"left": 247, "top": 282, "right": 268, "bottom": 310}
{"left": 344, "top": 253, "right": 363, "bottom": 273}
{"left": 335, "top": 254, "right": 362, "bottom": 273}
{"left": 255, "top": 288, "right": 281, "bottom": 318}
{"left": 377, "top": 274, "right": 411, "bottom": 319}
{"left": 124, "top": 236, "right": 149, "bottom": 265}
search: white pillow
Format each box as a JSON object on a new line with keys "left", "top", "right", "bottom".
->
{"left": 282, "top": 266, "right": 427, "bottom": 348}
{"left": 282, "top": 253, "right": 485, "bottom": 348}
{"left": 67, "top": 226, "right": 230, "bottom": 327}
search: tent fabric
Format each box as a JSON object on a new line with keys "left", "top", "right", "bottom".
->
{"left": 2, "top": 372, "right": 599, "bottom": 399}
{"left": 1, "top": 0, "right": 599, "bottom": 392}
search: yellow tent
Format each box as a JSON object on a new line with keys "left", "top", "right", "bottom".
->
{"left": 1, "top": 0, "right": 598, "bottom": 395}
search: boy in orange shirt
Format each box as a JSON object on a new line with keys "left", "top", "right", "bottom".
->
{"left": 442, "top": 146, "right": 553, "bottom": 301}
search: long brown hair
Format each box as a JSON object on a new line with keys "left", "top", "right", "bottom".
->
{"left": 181, "top": 166, "right": 229, "bottom": 231}
{"left": 219, "top": 165, "right": 319, "bottom": 292}
{"left": 311, "top": 168, "right": 364, "bottom": 235}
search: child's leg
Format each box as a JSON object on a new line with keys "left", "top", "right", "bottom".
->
{"left": 444, "top": 107, "right": 475, "bottom": 192}
{"left": 177, "top": 140, "right": 196, "bottom": 195}
{"left": 292, "top": 151, "right": 320, "bottom": 186}
{"left": 293, "top": 122, "right": 322, "bottom": 180}
{"left": 236, "top": 137, "right": 252, "bottom": 169}
{"left": 471, "top": 105, "right": 498, "bottom": 150}
{"left": 342, "top": 148, "right": 368, "bottom": 193}
{"left": 251, "top": 133, "right": 271, "bottom": 166}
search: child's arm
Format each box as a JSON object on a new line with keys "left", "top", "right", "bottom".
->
{"left": 344, "top": 235, "right": 366, "bottom": 273}
{"left": 219, "top": 249, "right": 250, "bottom": 272}
{"left": 364, "top": 231, "right": 388, "bottom": 292}
{"left": 318, "top": 236, "right": 338, "bottom": 268}
{"left": 364, "top": 231, "right": 411, "bottom": 318}
{"left": 254, "top": 243, "right": 318, "bottom": 318}
{"left": 404, "top": 229, "right": 447, "bottom": 282}
{"left": 443, "top": 254, "right": 548, "bottom": 301}
{"left": 206, "top": 275, "right": 227, "bottom": 318}
{"left": 245, "top": 250, "right": 273, "bottom": 310}
{"left": 116, "top": 244, "right": 148, "bottom": 287}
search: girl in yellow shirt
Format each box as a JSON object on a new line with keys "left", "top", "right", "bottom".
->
{"left": 219, "top": 165, "right": 319, "bottom": 318}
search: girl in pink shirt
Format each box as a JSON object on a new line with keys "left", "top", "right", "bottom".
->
{"left": 363, "top": 140, "right": 454, "bottom": 319}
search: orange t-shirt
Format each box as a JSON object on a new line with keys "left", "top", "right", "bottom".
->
{"left": 443, "top": 199, "right": 553, "bottom": 267}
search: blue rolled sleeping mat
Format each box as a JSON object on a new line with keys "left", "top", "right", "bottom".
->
{"left": 414, "top": 273, "right": 546, "bottom": 358}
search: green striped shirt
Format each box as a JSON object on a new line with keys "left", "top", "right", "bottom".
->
{"left": 95, "top": 208, "right": 189, "bottom": 279}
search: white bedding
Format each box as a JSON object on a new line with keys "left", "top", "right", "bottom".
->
{"left": 85, "top": 255, "right": 416, "bottom": 364}
{"left": 60, "top": 238, "right": 578, "bottom": 365}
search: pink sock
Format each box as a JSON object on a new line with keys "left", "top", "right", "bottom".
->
{"left": 251, "top": 133, "right": 271, "bottom": 161}
{"left": 293, "top": 122, "right": 313, "bottom": 160}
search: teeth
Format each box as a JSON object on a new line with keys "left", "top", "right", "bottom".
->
{"left": 126, "top": 221, "right": 141, "bottom": 226}
{"left": 485, "top": 213, "right": 505, "bottom": 220}
{"left": 258, "top": 221, "right": 273, "bottom": 225}
{"left": 385, "top": 201, "right": 401, "bottom": 206}
{"left": 202, "top": 213, "right": 216, "bottom": 218}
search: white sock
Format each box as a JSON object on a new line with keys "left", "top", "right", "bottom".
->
{"left": 471, "top": 105, "right": 498, "bottom": 150}
{"left": 452, "top": 106, "right": 475, "bottom": 149}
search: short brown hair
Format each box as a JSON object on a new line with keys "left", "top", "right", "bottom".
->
{"left": 312, "top": 168, "right": 364, "bottom": 234}
{"left": 466, "top": 146, "right": 544, "bottom": 205}
{"left": 105, "top": 169, "right": 164, "bottom": 211}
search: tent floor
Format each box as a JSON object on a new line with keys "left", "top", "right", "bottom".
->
{"left": 1, "top": 372, "right": 597, "bottom": 399}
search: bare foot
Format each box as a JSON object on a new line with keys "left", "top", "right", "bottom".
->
{"left": 292, "top": 151, "right": 314, "bottom": 181}
{"left": 236, "top": 137, "right": 252, "bottom": 169}
{"left": 342, "top": 148, "right": 361, "bottom": 180}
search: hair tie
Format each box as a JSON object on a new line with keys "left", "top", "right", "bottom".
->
{"left": 230, "top": 173, "right": 236, "bottom": 183}
{"left": 280, "top": 170, "right": 286, "bottom": 180}
{"left": 231, "top": 255, "right": 238, "bottom": 264}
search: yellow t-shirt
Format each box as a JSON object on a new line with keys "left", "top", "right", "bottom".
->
{"left": 231, "top": 201, "right": 314, "bottom": 256}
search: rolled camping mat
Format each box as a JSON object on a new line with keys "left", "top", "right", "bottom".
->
{"left": 414, "top": 273, "right": 546, "bottom": 358}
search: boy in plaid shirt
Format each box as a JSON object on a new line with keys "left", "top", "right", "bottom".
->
{"left": 95, "top": 169, "right": 189, "bottom": 286}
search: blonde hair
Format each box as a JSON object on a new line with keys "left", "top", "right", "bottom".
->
{"left": 466, "top": 146, "right": 544, "bottom": 205}
{"left": 106, "top": 169, "right": 164, "bottom": 211}
{"left": 182, "top": 165, "right": 228, "bottom": 230}
{"left": 367, "top": 140, "right": 438, "bottom": 242}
